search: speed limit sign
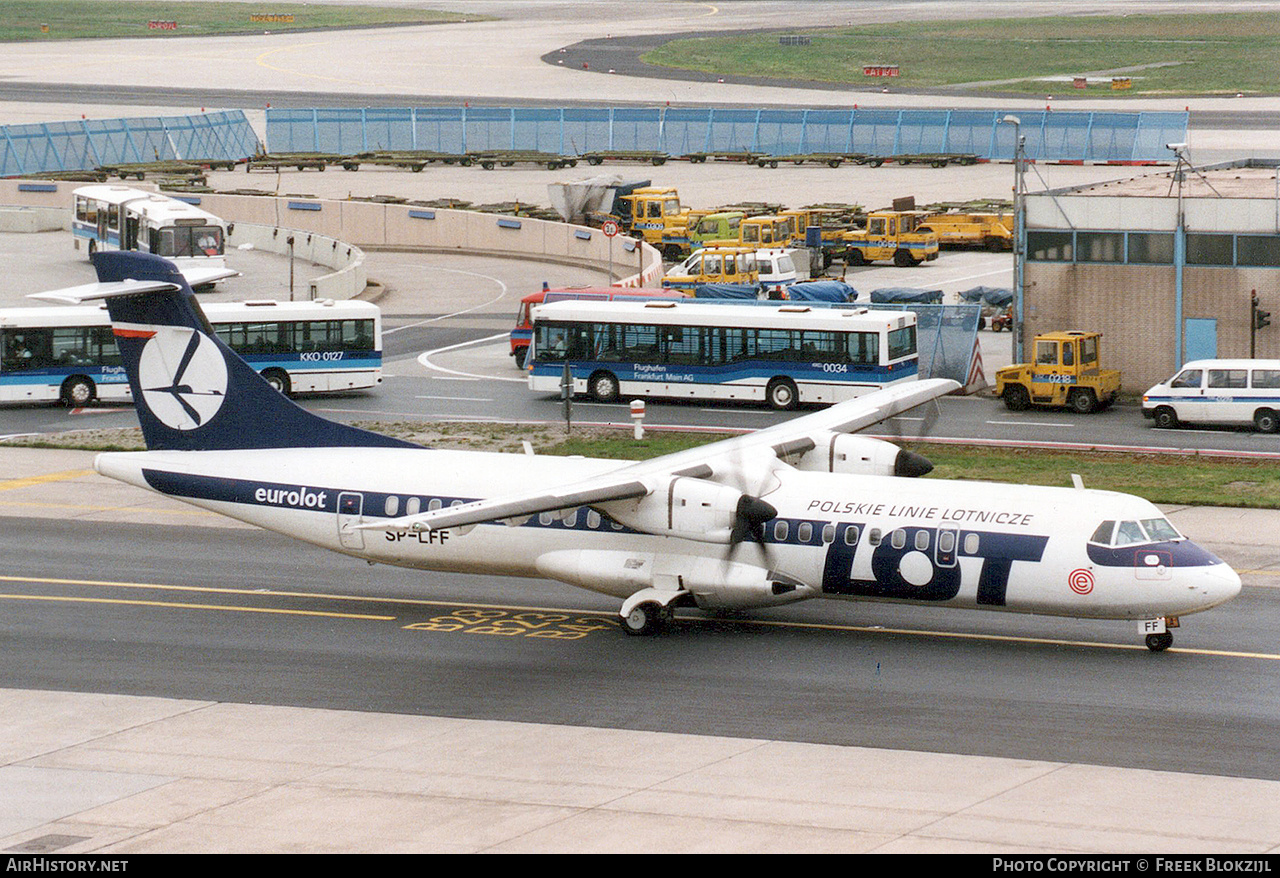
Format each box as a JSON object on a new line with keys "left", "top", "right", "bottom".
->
{"left": 601, "top": 220, "right": 619, "bottom": 237}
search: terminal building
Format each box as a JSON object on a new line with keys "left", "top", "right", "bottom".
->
{"left": 1022, "top": 159, "right": 1280, "bottom": 392}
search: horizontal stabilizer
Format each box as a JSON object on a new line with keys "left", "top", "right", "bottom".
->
{"left": 28, "top": 280, "right": 182, "bottom": 304}
{"left": 181, "top": 266, "right": 240, "bottom": 288}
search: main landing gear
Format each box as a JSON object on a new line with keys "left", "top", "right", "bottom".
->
{"left": 617, "top": 588, "right": 690, "bottom": 636}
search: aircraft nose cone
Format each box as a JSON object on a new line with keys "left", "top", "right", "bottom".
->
{"left": 894, "top": 448, "right": 934, "bottom": 478}
{"left": 1208, "top": 563, "right": 1243, "bottom": 605}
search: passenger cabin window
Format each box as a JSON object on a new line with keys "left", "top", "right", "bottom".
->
{"left": 1170, "top": 369, "right": 1202, "bottom": 389}
{"left": 844, "top": 526, "right": 860, "bottom": 546}
{"left": 1208, "top": 369, "right": 1248, "bottom": 389}
{"left": 891, "top": 529, "right": 906, "bottom": 549}
{"left": 797, "top": 522, "right": 813, "bottom": 543}
{"left": 774, "top": 521, "right": 789, "bottom": 541}
{"left": 1253, "top": 369, "right": 1280, "bottom": 389}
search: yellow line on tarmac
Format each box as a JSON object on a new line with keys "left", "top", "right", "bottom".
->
{"left": 5, "top": 575, "right": 1276, "bottom": 660}
{"left": 0, "top": 470, "right": 93, "bottom": 491}
{"left": 735, "top": 618, "right": 1280, "bottom": 661}
{"left": 255, "top": 42, "right": 366, "bottom": 86}
{"left": 0, "top": 592, "right": 394, "bottom": 622}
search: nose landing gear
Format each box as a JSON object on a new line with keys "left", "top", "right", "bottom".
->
{"left": 1145, "top": 631, "right": 1174, "bottom": 652}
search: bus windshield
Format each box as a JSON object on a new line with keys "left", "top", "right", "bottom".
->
{"left": 156, "top": 225, "right": 223, "bottom": 258}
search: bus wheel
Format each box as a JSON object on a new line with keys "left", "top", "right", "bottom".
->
{"left": 590, "top": 371, "right": 619, "bottom": 403}
{"left": 262, "top": 369, "right": 292, "bottom": 397}
{"left": 1153, "top": 406, "right": 1179, "bottom": 429}
{"left": 767, "top": 378, "right": 798, "bottom": 411}
{"left": 61, "top": 376, "right": 95, "bottom": 407}
{"left": 1255, "top": 409, "right": 1279, "bottom": 433}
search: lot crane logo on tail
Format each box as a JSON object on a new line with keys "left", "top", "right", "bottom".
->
{"left": 136, "top": 326, "right": 228, "bottom": 430}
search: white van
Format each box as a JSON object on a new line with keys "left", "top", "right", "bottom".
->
{"left": 1143, "top": 359, "right": 1280, "bottom": 432}
{"left": 756, "top": 248, "right": 798, "bottom": 299}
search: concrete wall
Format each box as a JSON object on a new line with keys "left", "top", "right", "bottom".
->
{"left": 0, "top": 206, "right": 68, "bottom": 233}
{"left": 0, "top": 180, "right": 665, "bottom": 293}
{"left": 227, "top": 222, "right": 366, "bottom": 300}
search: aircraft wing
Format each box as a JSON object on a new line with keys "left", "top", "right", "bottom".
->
{"left": 362, "top": 378, "right": 958, "bottom": 534}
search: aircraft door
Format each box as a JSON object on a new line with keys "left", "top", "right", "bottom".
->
{"left": 337, "top": 492, "right": 365, "bottom": 549}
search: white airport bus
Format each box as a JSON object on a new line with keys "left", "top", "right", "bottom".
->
{"left": 0, "top": 299, "right": 382, "bottom": 405}
{"left": 527, "top": 299, "right": 918, "bottom": 409}
{"left": 71, "top": 185, "right": 235, "bottom": 288}
{"left": 1143, "top": 358, "right": 1280, "bottom": 432}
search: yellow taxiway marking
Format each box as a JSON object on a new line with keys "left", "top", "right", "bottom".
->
{"left": 0, "top": 592, "right": 393, "bottom": 622}
{"left": 255, "top": 42, "right": 367, "bottom": 86}
{"left": 0, "top": 470, "right": 93, "bottom": 492}
{"left": 2, "top": 574, "right": 1276, "bottom": 661}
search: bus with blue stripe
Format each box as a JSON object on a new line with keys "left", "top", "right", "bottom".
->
{"left": 1, "top": 299, "right": 381, "bottom": 406}
{"left": 527, "top": 299, "right": 917, "bottom": 410}
{"left": 72, "top": 186, "right": 233, "bottom": 288}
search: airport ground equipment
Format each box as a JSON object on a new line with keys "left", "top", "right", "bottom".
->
{"left": 996, "top": 331, "right": 1121, "bottom": 414}
{"left": 839, "top": 210, "right": 940, "bottom": 267}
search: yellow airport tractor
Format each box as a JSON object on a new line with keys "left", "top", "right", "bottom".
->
{"left": 613, "top": 187, "right": 692, "bottom": 247}
{"left": 660, "top": 210, "right": 744, "bottom": 261}
{"left": 917, "top": 211, "right": 1013, "bottom": 251}
{"left": 840, "top": 211, "right": 940, "bottom": 267}
{"left": 995, "top": 331, "right": 1121, "bottom": 414}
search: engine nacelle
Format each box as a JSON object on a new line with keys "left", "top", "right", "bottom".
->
{"left": 534, "top": 549, "right": 818, "bottom": 608}
{"left": 790, "top": 432, "right": 932, "bottom": 478}
{"left": 599, "top": 476, "right": 750, "bottom": 544}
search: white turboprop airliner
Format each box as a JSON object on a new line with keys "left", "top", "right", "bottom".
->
{"left": 41, "top": 253, "right": 1241, "bottom": 651}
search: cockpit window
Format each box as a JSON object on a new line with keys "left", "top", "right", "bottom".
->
{"left": 1114, "top": 520, "right": 1148, "bottom": 546}
{"left": 1141, "top": 518, "right": 1181, "bottom": 542}
{"left": 1090, "top": 520, "right": 1115, "bottom": 544}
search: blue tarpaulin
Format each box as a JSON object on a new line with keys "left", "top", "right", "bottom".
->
{"left": 959, "top": 286, "right": 1013, "bottom": 307}
{"left": 694, "top": 283, "right": 760, "bottom": 299}
{"left": 871, "top": 287, "right": 944, "bottom": 304}
{"left": 784, "top": 281, "right": 858, "bottom": 303}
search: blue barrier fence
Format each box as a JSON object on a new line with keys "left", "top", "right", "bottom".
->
{"left": 0, "top": 111, "right": 261, "bottom": 177}
{"left": 266, "top": 107, "right": 1187, "bottom": 162}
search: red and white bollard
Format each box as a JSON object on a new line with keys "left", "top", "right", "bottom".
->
{"left": 630, "top": 399, "right": 646, "bottom": 440}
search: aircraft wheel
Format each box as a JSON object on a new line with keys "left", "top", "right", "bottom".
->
{"left": 1254, "top": 408, "right": 1279, "bottom": 433}
{"left": 590, "top": 371, "right": 620, "bottom": 402}
{"left": 262, "top": 368, "right": 292, "bottom": 397}
{"left": 1145, "top": 632, "right": 1173, "bottom": 652}
{"left": 1152, "top": 406, "right": 1179, "bottom": 429}
{"left": 767, "top": 377, "right": 799, "bottom": 411}
{"left": 621, "top": 601, "right": 665, "bottom": 636}
{"left": 61, "top": 376, "right": 95, "bottom": 407}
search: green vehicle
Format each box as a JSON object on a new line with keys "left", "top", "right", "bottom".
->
{"left": 660, "top": 210, "right": 744, "bottom": 261}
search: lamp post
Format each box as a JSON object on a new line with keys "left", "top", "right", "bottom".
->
{"left": 1000, "top": 115, "right": 1026, "bottom": 363}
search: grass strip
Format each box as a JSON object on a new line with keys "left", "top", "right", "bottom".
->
{"left": 2, "top": 2, "right": 482, "bottom": 42}
{"left": 7, "top": 421, "right": 1280, "bottom": 509}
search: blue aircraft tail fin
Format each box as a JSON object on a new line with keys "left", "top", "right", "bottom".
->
{"left": 90, "top": 251, "right": 414, "bottom": 452}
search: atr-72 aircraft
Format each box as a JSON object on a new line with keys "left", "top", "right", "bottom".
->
{"left": 45, "top": 252, "right": 1241, "bottom": 651}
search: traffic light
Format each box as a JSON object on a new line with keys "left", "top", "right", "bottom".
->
{"left": 1257, "top": 302, "right": 1272, "bottom": 331}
